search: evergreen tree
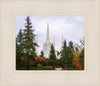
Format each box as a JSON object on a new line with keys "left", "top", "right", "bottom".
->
{"left": 66, "top": 41, "right": 74, "bottom": 69}
{"left": 57, "top": 51, "right": 60, "bottom": 56}
{"left": 22, "top": 16, "right": 37, "bottom": 70}
{"left": 60, "top": 40, "right": 67, "bottom": 68}
{"left": 40, "top": 50, "right": 44, "bottom": 57}
{"left": 16, "top": 29, "right": 24, "bottom": 67}
{"left": 49, "top": 44, "right": 56, "bottom": 60}
{"left": 69, "top": 41, "right": 74, "bottom": 53}
{"left": 75, "top": 47, "right": 79, "bottom": 53}
{"left": 16, "top": 29, "right": 24, "bottom": 58}
{"left": 17, "top": 29, "right": 23, "bottom": 43}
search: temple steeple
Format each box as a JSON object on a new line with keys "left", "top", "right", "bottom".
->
{"left": 46, "top": 22, "right": 50, "bottom": 42}
{"left": 43, "top": 22, "right": 60, "bottom": 59}
{"left": 43, "top": 22, "right": 51, "bottom": 58}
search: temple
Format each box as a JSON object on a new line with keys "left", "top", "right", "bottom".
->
{"left": 43, "top": 23, "right": 51, "bottom": 58}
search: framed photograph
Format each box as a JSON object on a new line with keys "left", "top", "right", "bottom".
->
{"left": 0, "top": 0, "right": 100, "bottom": 86}
{"left": 16, "top": 16, "right": 84, "bottom": 70}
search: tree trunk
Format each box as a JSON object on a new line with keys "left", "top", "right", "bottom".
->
{"left": 27, "top": 56, "right": 30, "bottom": 70}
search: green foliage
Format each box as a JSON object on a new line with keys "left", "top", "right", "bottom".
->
{"left": 16, "top": 67, "right": 27, "bottom": 70}
{"left": 16, "top": 29, "right": 24, "bottom": 57}
{"left": 60, "top": 40, "right": 67, "bottom": 68}
{"left": 16, "top": 29, "right": 24, "bottom": 66}
{"left": 49, "top": 44, "right": 56, "bottom": 60}
{"left": 79, "top": 48, "right": 84, "bottom": 70}
{"left": 16, "top": 57, "right": 27, "bottom": 70}
{"left": 37, "top": 63, "right": 42, "bottom": 68}
{"left": 65, "top": 67, "right": 74, "bottom": 70}
{"left": 47, "top": 60, "right": 59, "bottom": 66}
{"left": 69, "top": 41, "right": 74, "bottom": 53}
{"left": 37, "top": 63, "right": 43, "bottom": 70}
{"left": 42, "top": 66, "right": 53, "bottom": 70}
{"left": 16, "top": 43, "right": 24, "bottom": 57}
{"left": 17, "top": 16, "right": 37, "bottom": 70}
{"left": 57, "top": 51, "right": 60, "bottom": 56}
{"left": 16, "top": 17, "right": 84, "bottom": 70}
{"left": 60, "top": 40, "right": 74, "bottom": 69}
{"left": 29, "top": 66, "right": 53, "bottom": 70}
{"left": 66, "top": 41, "right": 74, "bottom": 69}
{"left": 16, "top": 29, "right": 23, "bottom": 43}
{"left": 40, "top": 50, "right": 44, "bottom": 57}
{"left": 24, "top": 16, "right": 37, "bottom": 69}
{"left": 75, "top": 47, "right": 79, "bottom": 52}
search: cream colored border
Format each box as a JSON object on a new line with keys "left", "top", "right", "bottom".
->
{"left": 0, "top": 0, "right": 97, "bottom": 1}
{"left": 0, "top": 0, "right": 100, "bottom": 86}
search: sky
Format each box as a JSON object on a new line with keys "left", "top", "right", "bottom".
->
{"left": 16, "top": 16, "right": 84, "bottom": 54}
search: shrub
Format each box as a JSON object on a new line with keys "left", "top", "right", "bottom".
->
{"left": 35, "top": 57, "right": 44, "bottom": 62}
{"left": 35, "top": 57, "right": 49, "bottom": 66}
{"left": 42, "top": 66, "right": 53, "bottom": 70}
{"left": 16, "top": 67, "right": 27, "bottom": 70}
{"left": 65, "top": 67, "right": 74, "bottom": 70}
{"left": 47, "top": 60, "right": 59, "bottom": 66}
{"left": 36, "top": 63, "right": 43, "bottom": 70}
{"left": 37, "top": 63, "right": 42, "bottom": 68}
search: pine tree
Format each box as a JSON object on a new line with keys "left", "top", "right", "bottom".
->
{"left": 22, "top": 16, "right": 37, "bottom": 70}
{"left": 16, "top": 29, "right": 24, "bottom": 67}
{"left": 17, "top": 29, "right": 23, "bottom": 44}
{"left": 75, "top": 47, "right": 79, "bottom": 53}
{"left": 16, "top": 29, "right": 23, "bottom": 58}
{"left": 66, "top": 41, "right": 74, "bottom": 69}
{"left": 49, "top": 44, "right": 56, "bottom": 60}
{"left": 60, "top": 40, "right": 67, "bottom": 68}
{"left": 69, "top": 41, "right": 74, "bottom": 53}
{"left": 40, "top": 50, "right": 44, "bottom": 57}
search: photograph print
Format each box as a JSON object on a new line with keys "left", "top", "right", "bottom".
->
{"left": 16, "top": 16, "right": 84, "bottom": 70}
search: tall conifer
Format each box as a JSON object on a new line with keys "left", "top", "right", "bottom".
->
{"left": 49, "top": 44, "right": 56, "bottom": 60}
{"left": 22, "top": 16, "right": 37, "bottom": 70}
{"left": 40, "top": 50, "right": 44, "bottom": 57}
{"left": 60, "top": 40, "right": 67, "bottom": 67}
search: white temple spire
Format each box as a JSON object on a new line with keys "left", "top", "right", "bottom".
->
{"left": 43, "top": 22, "right": 51, "bottom": 58}
{"left": 46, "top": 22, "right": 50, "bottom": 42}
